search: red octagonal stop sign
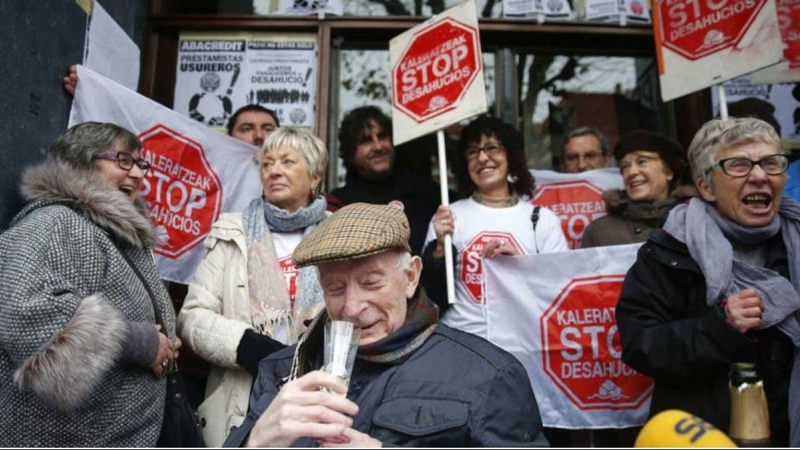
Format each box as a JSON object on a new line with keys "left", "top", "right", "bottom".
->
{"left": 540, "top": 275, "right": 652, "bottom": 410}
{"left": 532, "top": 180, "right": 607, "bottom": 249}
{"left": 139, "top": 125, "right": 223, "bottom": 259}
{"left": 392, "top": 17, "right": 481, "bottom": 123}
{"left": 657, "top": 0, "right": 768, "bottom": 60}
{"left": 460, "top": 232, "right": 522, "bottom": 304}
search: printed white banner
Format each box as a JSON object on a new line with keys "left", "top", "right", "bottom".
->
{"left": 69, "top": 65, "right": 263, "bottom": 284}
{"left": 174, "top": 34, "right": 318, "bottom": 128}
{"left": 530, "top": 168, "right": 624, "bottom": 249}
{"left": 484, "top": 244, "right": 652, "bottom": 428}
{"left": 503, "top": 0, "right": 573, "bottom": 19}
{"left": 83, "top": 0, "right": 140, "bottom": 91}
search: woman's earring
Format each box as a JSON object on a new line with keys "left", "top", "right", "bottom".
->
{"left": 310, "top": 188, "right": 317, "bottom": 198}
{"left": 507, "top": 173, "right": 518, "bottom": 183}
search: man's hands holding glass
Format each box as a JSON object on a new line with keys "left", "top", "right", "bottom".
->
{"left": 244, "top": 371, "right": 379, "bottom": 447}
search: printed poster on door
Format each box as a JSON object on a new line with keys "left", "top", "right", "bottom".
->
{"left": 174, "top": 32, "right": 318, "bottom": 129}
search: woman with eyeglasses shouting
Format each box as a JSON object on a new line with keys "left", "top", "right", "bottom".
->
{"left": 420, "top": 116, "right": 568, "bottom": 340}
{"left": 616, "top": 117, "right": 799, "bottom": 447}
{"left": 0, "top": 122, "right": 179, "bottom": 446}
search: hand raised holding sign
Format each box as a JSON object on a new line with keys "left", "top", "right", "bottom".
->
{"left": 480, "top": 237, "right": 521, "bottom": 259}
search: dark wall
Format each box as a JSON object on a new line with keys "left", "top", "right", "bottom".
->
{"left": 0, "top": 1, "right": 147, "bottom": 230}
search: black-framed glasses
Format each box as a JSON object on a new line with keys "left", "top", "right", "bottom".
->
{"left": 93, "top": 152, "right": 150, "bottom": 175}
{"left": 465, "top": 141, "right": 503, "bottom": 161}
{"left": 704, "top": 154, "right": 789, "bottom": 178}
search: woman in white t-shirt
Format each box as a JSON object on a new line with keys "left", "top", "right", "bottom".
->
{"left": 177, "top": 127, "right": 328, "bottom": 446}
{"left": 421, "top": 116, "right": 568, "bottom": 339}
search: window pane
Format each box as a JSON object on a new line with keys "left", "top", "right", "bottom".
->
{"left": 517, "top": 54, "right": 663, "bottom": 169}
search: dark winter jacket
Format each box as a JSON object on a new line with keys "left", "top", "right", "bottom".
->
{"left": 616, "top": 229, "right": 793, "bottom": 446}
{"left": 0, "top": 159, "right": 175, "bottom": 446}
{"left": 581, "top": 185, "right": 695, "bottom": 248}
{"left": 326, "top": 170, "right": 456, "bottom": 256}
{"left": 224, "top": 324, "right": 548, "bottom": 447}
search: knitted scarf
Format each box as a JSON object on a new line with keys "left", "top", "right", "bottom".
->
{"left": 242, "top": 195, "right": 327, "bottom": 344}
{"left": 663, "top": 197, "right": 800, "bottom": 446}
{"left": 288, "top": 290, "right": 439, "bottom": 381}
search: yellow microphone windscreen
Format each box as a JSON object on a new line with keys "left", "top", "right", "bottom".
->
{"left": 634, "top": 409, "right": 737, "bottom": 447}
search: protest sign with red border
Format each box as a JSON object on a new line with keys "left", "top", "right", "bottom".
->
{"left": 653, "top": 0, "right": 783, "bottom": 101}
{"left": 389, "top": 0, "right": 487, "bottom": 145}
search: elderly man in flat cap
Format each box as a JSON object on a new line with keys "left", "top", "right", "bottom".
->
{"left": 224, "top": 203, "right": 548, "bottom": 448}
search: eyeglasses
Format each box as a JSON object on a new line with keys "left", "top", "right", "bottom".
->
{"left": 93, "top": 152, "right": 151, "bottom": 175}
{"left": 564, "top": 151, "right": 604, "bottom": 165}
{"left": 704, "top": 154, "right": 789, "bottom": 178}
{"left": 465, "top": 141, "right": 503, "bottom": 161}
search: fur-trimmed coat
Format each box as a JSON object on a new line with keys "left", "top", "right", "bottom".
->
{"left": 0, "top": 159, "right": 176, "bottom": 446}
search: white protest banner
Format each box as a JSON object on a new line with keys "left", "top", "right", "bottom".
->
{"left": 69, "top": 65, "right": 262, "bottom": 283}
{"left": 503, "top": 0, "right": 573, "bottom": 20}
{"left": 389, "top": 0, "right": 488, "bottom": 146}
{"left": 174, "top": 32, "right": 318, "bottom": 128}
{"left": 750, "top": 0, "right": 800, "bottom": 84}
{"left": 484, "top": 244, "right": 652, "bottom": 428}
{"left": 580, "top": 0, "right": 650, "bottom": 23}
{"left": 653, "top": 0, "right": 783, "bottom": 101}
{"left": 84, "top": 0, "right": 140, "bottom": 91}
{"left": 530, "top": 168, "right": 624, "bottom": 249}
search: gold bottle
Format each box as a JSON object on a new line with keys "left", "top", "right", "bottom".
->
{"left": 728, "top": 362, "right": 771, "bottom": 447}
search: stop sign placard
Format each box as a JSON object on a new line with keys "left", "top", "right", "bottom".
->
{"left": 139, "top": 125, "right": 223, "bottom": 259}
{"left": 540, "top": 275, "right": 652, "bottom": 410}
{"left": 393, "top": 18, "right": 481, "bottom": 123}
{"left": 657, "top": 0, "right": 768, "bottom": 60}
{"left": 532, "top": 180, "right": 607, "bottom": 249}
{"left": 389, "top": 0, "right": 487, "bottom": 145}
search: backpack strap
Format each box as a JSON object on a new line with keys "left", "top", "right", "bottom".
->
{"left": 531, "top": 205, "right": 540, "bottom": 231}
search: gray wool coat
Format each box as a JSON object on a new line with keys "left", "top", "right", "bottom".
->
{"left": 0, "top": 159, "right": 176, "bottom": 446}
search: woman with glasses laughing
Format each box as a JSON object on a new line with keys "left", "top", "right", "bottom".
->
{"left": 0, "top": 122, "right": 179, "bottom": 446}
{"left": 616, "top": 117, "right": 798, "bottom": 447}
{"left": 419, "top": 116, "right": 568, "bottom": 340}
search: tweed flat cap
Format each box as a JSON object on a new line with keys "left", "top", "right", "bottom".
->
{"left": 292, "top": 203, "right": 411, "bottom": 268}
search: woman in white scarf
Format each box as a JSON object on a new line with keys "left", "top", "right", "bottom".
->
{"left": 178, "top": 127, "right": 329, "bottom": 447}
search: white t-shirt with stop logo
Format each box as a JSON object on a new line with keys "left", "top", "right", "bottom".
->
{"left": 424, "top": 197, "right": 568, "bottom": 339}
{"left": 271, "top": 230, "right": 303, "bottom": 343}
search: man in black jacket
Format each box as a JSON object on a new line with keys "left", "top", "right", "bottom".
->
{"left": 224, "top": 203, "right": 548, "bottom": 448}
{"left": 327, "top": 106, "right": 451, "bottom": 255}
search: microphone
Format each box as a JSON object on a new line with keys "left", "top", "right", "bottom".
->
{"left": 634, "top": 409, "right": 737, "bottom": 447}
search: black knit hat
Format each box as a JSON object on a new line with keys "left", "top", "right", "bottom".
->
{"left": 614, "top": 130, "right": 689, "bottom": 183}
